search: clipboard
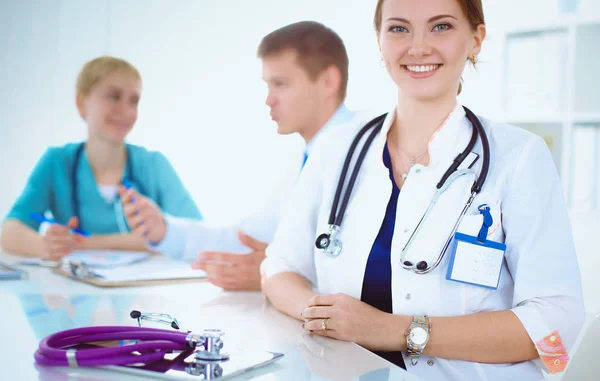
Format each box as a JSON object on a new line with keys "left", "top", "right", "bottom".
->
{"left": 52, "top": 257, "right": 207, "bottom": 288}
{"left": 106, "top": 349, "right": 284, "bottom": 380}
{"left": 0, "top": 261, "right": 28, "bottom": 280}
{"left": 19, "top": 250, "right": 151, "bottom": 269}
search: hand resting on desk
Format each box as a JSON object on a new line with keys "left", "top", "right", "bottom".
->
{"left": 42, "top": 217, "right": 84, "bottom": 260}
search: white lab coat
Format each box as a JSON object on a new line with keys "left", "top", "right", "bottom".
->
{"left": 262, "top": 102, "right": 585, "bottom": 381}
{"left": 153, "top": 105, "right": 359, "bottom": 260}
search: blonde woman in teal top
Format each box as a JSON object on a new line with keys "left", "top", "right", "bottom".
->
{"left": 0, "top": 56, "right": 201, "bottom": 259}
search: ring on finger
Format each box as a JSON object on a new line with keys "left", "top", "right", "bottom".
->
{"left": 321, "top": 318, "right": 329, "bottom": 332}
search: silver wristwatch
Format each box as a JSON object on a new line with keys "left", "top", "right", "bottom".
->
{"left": 405, "top": 315, "right": 430, "bottom": 365}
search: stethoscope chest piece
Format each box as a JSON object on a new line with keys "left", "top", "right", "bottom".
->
{"left": 192, "top": 329, "right": 229, "bottom": 361}
{"left": 315, "top": 225, "right": 343, "bottom": 257}
{"left": 187, "top": 329, "right": 230, "bottom": 378}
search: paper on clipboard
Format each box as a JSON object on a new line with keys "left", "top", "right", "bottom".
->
{"left": 87, "top": 259, "right": 206, "bottom": 282}
{"left": 65, "top": 250, "right": 151, "bottom": 268}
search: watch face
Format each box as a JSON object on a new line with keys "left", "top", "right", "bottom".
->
{"left": 410, "top": 327, "right": 428, "bottom": 345}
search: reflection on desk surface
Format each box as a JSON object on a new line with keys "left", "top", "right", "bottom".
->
{"left": 19, "top": 294, "right": 165, "bottom": 340}
{"left": 1, "top": 286, "right": 416, "bottom": 381}
{"left": 34, "top": 350, "right": 416, "bottom": 381}
{"left": 105, "top": 349, "right": 284, "bottom": 380}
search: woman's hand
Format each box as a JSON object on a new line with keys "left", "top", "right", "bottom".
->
{"left": 42, "top": 217, "right": 83, "bottom": 260}
{"left": 301, "top": 293, "right": 408, "bottom": 352}
{"left": 119, "top": 186, "right": 166, "bottom": 243}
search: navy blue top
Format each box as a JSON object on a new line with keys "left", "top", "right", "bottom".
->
{"left": 360, "top": 141, "right": 406, "bottom": 369}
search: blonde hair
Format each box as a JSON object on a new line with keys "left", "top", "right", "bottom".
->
{"left": 76, "top": 56, "right": 141, "bottom": 97}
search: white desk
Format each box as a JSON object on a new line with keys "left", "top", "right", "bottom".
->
{"left": 0, "top": 252, "right": 419, "bottom": 381}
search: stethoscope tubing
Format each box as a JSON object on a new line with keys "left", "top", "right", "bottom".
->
{"left": 328, "top": 113, "right": 387, "bottom": 226}
{"left": 35, "top": 326, "right": 189, "bottom": 367}
{"left": 464, "top": 106, "right": 490, "bottom": 194}
{"left": 336, "top": 119, "right": 384, "bottom": 226}
{"left": 319, "top": 106, "right": 491, "bottom": 273}
{"left": 418, "top": 191, "right": 477, "bottom": 274}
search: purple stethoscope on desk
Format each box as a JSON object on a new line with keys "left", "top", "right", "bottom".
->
{"left": 34, "top": 310, "right": 230, "bottom": 378}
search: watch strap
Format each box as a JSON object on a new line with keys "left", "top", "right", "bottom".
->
{"left": 405, "top": 315, "right": 430, "bottom": 366}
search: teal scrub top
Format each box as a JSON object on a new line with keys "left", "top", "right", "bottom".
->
{"left": 5, "top": 142, "right": 202, "bottom": 233}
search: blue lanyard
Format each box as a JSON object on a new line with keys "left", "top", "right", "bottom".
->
{"left": 477, "top": 204, "right": 493, "bottom": 243}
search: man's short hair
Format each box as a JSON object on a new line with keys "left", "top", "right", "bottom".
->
{"left": 258, "top": 21, "right": 349, "bottom": 101}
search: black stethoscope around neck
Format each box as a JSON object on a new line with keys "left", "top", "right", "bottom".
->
{"left": 315, "top": 106, "right": 490, "bottom": 274}
{"left": 71, "top": 142, "right": 146, "bottom": 231}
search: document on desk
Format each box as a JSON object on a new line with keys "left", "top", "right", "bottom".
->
{"left": 19, "top": 250, "right": 151, "bottom": 269}
{"left": 66, "top": 250, "right": 151, "bottom": 268}
{"left": 90, "top": 259, "right": 206, "bottom": 282}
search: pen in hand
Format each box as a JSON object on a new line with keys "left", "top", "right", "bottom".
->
{"left": 122, "top": 180, "right": 136, "bottom": 202}
{"left": 121, "top": 180, "right": 148, "bottom": 237}
{"left": 29, "top": 213, "right": 91, "bottom": 237}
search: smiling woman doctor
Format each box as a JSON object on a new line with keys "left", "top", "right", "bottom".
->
{"left": 261, "top": 0, "right": 585, "bottom": 380}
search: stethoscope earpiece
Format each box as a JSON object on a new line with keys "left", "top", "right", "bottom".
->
{"left": 130, "top": 310, "right": 142, "bottom": 319}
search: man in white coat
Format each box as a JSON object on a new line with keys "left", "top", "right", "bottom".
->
{"left": 119, "top": 21, "right": 358, "bottom": 290}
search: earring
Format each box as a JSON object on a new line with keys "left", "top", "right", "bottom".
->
{"left": 468, "top": 55, "right": 478, "bottom": 66}
{"left": 380, "top": 58, "right": 386, "bottom": 68}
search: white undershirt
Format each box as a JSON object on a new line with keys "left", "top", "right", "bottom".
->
{"left": 98, "top": 184, "right": 118, "bottom": 203}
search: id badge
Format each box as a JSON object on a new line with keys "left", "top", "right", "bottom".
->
{"left": 445, "top": 204, "right": 506, "bottom": 290}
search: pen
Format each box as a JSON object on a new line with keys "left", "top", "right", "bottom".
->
{"left": 29, "top": 213, "right": 91, "bottom": 237}
{"left": 122, "top": 180, "right": 136, "bottom": 202}
{"left": 122, "top": 180, "right": 147, "bottom": 236}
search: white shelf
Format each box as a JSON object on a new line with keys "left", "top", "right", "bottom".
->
{"left": 503, "top": 113, "right": 600, "bottom": 125}
{"left": 573, "top": 23, "right": 600, "bottom": 114}
{"left": 502, "top": 6, "right": 600, "bottom": 209}
{"left": 504, "top": 114, "right": 565, "bottom": 125}
{"left": 505, "top": 15, "right": 600, "bottom": 36}
{"left": 506, "top": 23, "right": 569, "bottom": 36}
{"left": 503, "top": 32, "right": 568, "bottom": 117}
{"left": 574, "top": 113, "right": 600, "bottom": 124}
